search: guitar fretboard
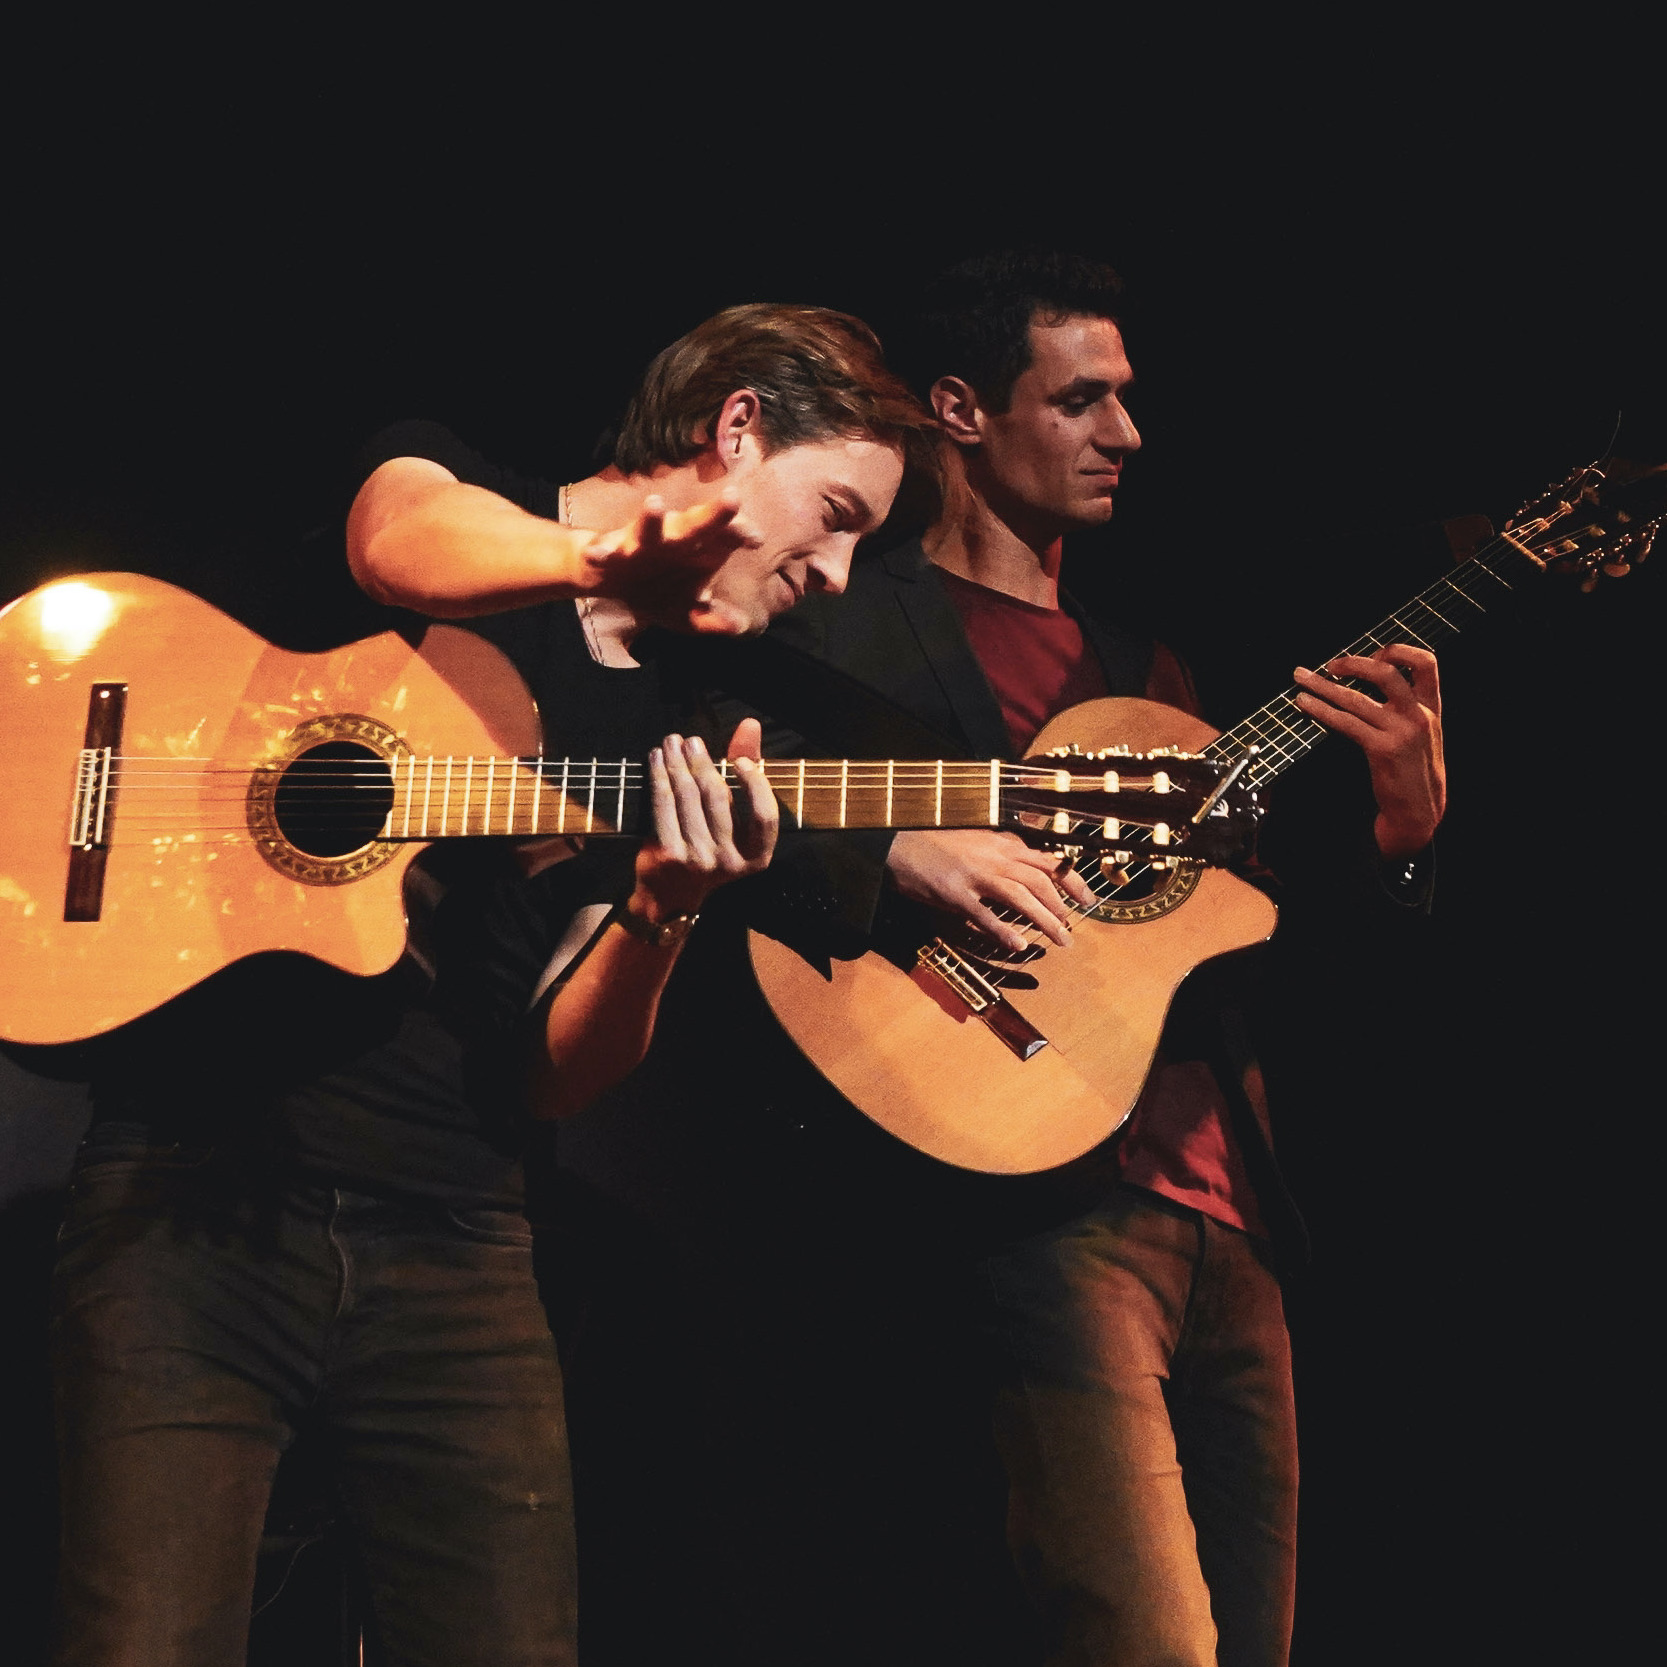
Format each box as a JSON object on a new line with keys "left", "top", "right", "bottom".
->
{"left": 1207, "top": 530, "right": 1544, "bottom": 785}
{"left": 374, "top": 755, "right": 1191, "bottom": 840}
{"left": 376, "top": 756, "right": 1108, "bottom": 839}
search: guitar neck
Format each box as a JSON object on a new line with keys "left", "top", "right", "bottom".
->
{"left": 1207, "top": 529, "right": 1546, "bottom": 785}
{"left": 380, "top": 756, "right": 1020, "bottom": 840}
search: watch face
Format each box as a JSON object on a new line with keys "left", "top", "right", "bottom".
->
{"left": 617, "top": 902, "right": 698, "bottom": 947}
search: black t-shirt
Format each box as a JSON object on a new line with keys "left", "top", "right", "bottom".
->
{"left": 88, "top": 424, "right": 682, "bottom": 1209}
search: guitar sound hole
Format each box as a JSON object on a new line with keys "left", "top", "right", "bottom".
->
{"left": 272, "top": 742, "right": 395, "bottom": 857}
{"left": 1088, "top": 847, "right": 1167, "bottom": 904}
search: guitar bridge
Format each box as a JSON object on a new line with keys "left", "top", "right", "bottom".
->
{"left": 64, "top": 683, "right": 127, "bottom": 922}
{"left": 915, "top": 940, "right": 1049, "bottom": 1062}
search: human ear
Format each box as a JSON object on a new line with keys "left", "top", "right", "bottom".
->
{"left": 711, "top": 390, "right": 764, "bottom": 471}
{"left": 931, "top": 376, "right": 983, "bottom": 447}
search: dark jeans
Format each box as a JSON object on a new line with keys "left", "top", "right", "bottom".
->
{"left": 50, "top": 1134, "right": 577, "bottom": 1667}
{"left": 985, "top": 1185, "right": 1297, "bottom": 1667}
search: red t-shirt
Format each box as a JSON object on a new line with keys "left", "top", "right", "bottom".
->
{"left": 937, "top": 570, "right": 1110, "bottom": 755}
{"left": 937, "top": 567, "right": 1266, "bottom": 1236}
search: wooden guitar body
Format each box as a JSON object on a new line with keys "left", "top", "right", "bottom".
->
{"left": 749, "top": 697, "right": 1278, "bottom": 1175}
{"left": 0, "top": 573, "right": 541, "bottom": 1045}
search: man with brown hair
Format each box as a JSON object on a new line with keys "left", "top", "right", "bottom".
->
{"left": 48, "top": 303, "right": 932, "bottom": 1666}
{"left": 353, "top": 302, "right": 933, "bottom": 640}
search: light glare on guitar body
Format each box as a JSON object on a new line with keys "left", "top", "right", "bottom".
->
{"left": 37, "top": 582, "right": 117, "bottom": 664}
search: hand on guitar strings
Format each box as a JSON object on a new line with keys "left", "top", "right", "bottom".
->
{"left": 885, "top": 829, "right": 1099, "bottom": 956}
{"left": 529, "top": 722, "right": 775, "bottom": 1120}
{"left": 630, "top": 720, "right": 780, "bottom": 922}
{"left": 582, "top": 492, "right": 764, "bottom": 635}
{"left": 1292, "top": 645, "right": 1447, "bottom": 859}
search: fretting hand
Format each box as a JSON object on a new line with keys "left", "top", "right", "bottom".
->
{"left": 628, "top": 720, "right": 779, "bottom": 923}
{"left": 885, "top": 828, "right": 1098, "bottom": 955}
{"left": 1292, "top": 646, "right": 1445, "bottom": 859}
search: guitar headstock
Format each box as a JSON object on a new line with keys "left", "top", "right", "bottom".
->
{"left": 1006, "top": 747, "right": 1260, "bottom": 867}
{"left": 1506, "top": 458, "right": 1667, "bottom": 592}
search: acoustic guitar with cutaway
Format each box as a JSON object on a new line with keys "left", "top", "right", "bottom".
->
{"left": 0, "top": 574, "right": 1257, "bottom": 1047}
{"left": 749, "top": 460, "right": 1667, "bottom": 1175}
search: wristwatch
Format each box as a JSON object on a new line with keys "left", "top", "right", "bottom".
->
{"left": 610, "top": 899, "right": 700, "bottom": 948}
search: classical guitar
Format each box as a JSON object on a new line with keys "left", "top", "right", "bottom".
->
{"left": 750, "top": 460, "right": 1667, "bottom": 1175}
{"left": 0, "top": 573, "right": 1256, "bottom": 1046}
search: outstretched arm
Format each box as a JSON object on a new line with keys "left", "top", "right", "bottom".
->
{"left": 1292, "top": 645, "right": 1446, "bottom": 860}
{"left": 347, "top": 456, "right": 758, "bottom": 627}
{"left": 528, "top": 721, "right": 778, "bottom": 1119}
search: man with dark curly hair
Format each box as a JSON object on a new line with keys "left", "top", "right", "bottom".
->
{"left": 754, "top": 253, "right": 1445, "bottom": 1667}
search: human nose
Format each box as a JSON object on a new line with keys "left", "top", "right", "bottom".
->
{"left": 1096, "top": 400, "right": 1141, "bottom": 456}
{"left": 806, "top": 539, "right": 853, "bottom": 597}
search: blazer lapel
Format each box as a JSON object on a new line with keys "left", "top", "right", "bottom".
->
{"left": 1060, "top": 586, "right": 1156, "bottom": 700}
{"left": 882, "top": 540, "right": 1012, "bottom": 759}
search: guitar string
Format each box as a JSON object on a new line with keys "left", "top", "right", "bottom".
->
{"left": 88, "top": 760, "right": 1198, "bottom": 781}
{"left": 101, "top": 809, "right": 1200, "bottom": 839}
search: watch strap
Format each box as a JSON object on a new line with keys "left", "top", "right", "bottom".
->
{"left": 610, "top": 899, "right": 699, "bottom": 948}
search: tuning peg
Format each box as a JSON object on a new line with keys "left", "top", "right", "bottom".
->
{"left": 1601, "top": 561, "right": 1632, "bottom": 579}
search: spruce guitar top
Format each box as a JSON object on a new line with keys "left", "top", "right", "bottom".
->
{"left": 750, "top": 460, "right": 1667, "bottom": 1174}
{"left": 0, "top": 574, "right": 1257, "bottom": 1045}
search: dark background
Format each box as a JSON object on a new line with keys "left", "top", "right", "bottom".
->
{"left": 2, "top": 46, "right": 1660, "bottom": 1666}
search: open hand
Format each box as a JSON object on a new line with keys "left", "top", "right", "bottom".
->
{"left": 886, "top": 828, "right": 1097, "bottom": 955}
{"left": 630, "top": 720, "right": 779, "bottom": 922}
{"left": 1292, "top": 646, "right": 1445, "bottom": 858}
{"left": 582, "top": 493, "right": 762, "bottom": 634}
